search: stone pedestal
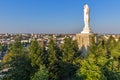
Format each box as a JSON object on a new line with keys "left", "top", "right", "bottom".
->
{"left": 76, "top": 33, "right": 93, "bottom": 54}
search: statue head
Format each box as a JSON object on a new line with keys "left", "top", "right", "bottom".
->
{"left": 84, "top": 4, "right": 89, "bottom": 9}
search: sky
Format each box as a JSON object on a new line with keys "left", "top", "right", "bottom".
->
{"left": 0, "top": 0, "right": 120, "bottom": 34}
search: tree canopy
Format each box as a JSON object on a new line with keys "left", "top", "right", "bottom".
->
{"left": 1, "top": 35, "right": 120, "bottom": 80}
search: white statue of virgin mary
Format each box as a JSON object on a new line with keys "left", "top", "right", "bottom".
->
{"left": 81, "top": 4, "right": 91, "bottom": 34}
{"left": 84, "top": 4, "right": 90, "bottom": 27}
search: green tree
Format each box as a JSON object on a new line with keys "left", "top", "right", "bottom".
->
{"left": 0, "top": 44, "right": 3, "bottom": 52}
{"left": 62, "top": 37, "right": 79, "bottom": 62}
{"left": 2, "top": 38, "right": 32, "bottom": 80}
{"left": 105, "top": 36, "right": 116, "bottom": 58}
{"left": 29, "top": 40, "right": 42, "bottom": 68}
{"left": 31, "top": 65, "right": 49, "bottom": 80}
{"left": 47, "top": 38, "right": 61, "bottom": 80}
{"left": 89, "top": 35, "right": 106, "bottom": 54}
{"left": 87, "top": 35, "right": 120, "bottom": 80}
{"left": 3, "top": 54, "right": 32, "bottom": 80}
{"left": 76, "top": 56, "right": 107, "bottom": 80}
{"left": 59, "top": 37, "right": 79, "bottom": 80}
{"left": 47, "top": 38, "right": 60, "bottom": 65}
{"left": 29, "top": 40, "right": 49, "bottom": 79}
{"left": 11, "top": 37, "right": 23, "bottom": 54}
{"left": 3, "top": 37, "right": 23, "bottom": 63}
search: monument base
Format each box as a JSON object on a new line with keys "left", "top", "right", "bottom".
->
{"left": 81, "top": 31, "right": 92, "bottom": 34}
{"left": 76, "top": 33, "right": 94, "bottom": 55}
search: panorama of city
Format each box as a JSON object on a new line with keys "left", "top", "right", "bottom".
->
{"left": 0, "top": 0, "right": 120, "bottom": 80}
